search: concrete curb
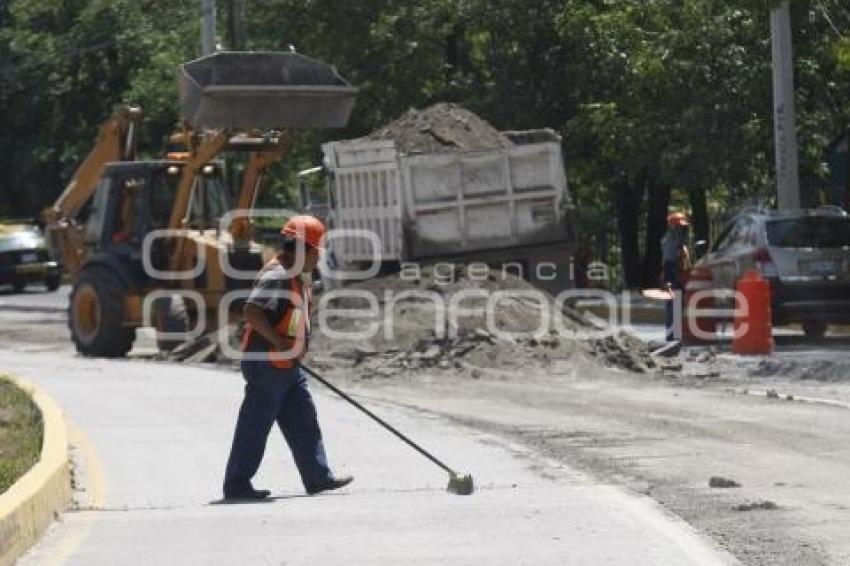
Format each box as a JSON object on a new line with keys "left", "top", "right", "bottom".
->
{"left": 0, "top": 375, "right": 72, "bottom": 566}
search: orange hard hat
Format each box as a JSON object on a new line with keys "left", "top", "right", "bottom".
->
{"left": 281, "top": 215, "right": 326, "bottom": 251}
{"left": 667, "top": 212, "right": 690, "bottom": 227}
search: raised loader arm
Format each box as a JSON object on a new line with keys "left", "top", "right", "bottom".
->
{"left": 167, "top": 130, "right": 230, "bottom": 232}
{"left": 229, "top": 132, "right": 294, "bottom": 241}
{"left": 44, "top": 105, "right": 142, "bottom": 276}
{"left": 164, "top": 130, "right": 293, "bottom": 276}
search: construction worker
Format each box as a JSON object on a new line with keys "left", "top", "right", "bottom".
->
{"left": 661, "top": 212, "right": 692, "bottom": 341}
{"left": 223, "top": 215, "right": 353, "bottom": 500}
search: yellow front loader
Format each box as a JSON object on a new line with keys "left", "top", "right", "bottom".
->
{"left": 44, "top": 52, "right": 357, "bottom": 357}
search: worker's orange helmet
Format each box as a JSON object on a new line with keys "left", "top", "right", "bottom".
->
{"left": 281, "top": 215, "right": 326, "bottom": 251}
{"left": 667, "top": 212, "right": 690, "bottom": 227}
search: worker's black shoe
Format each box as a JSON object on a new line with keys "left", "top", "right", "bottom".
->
{"left": 306, "top": 475, "right": 354, "bottom": 495}
{"left": 223, "top": 487, "right": 271, "bottom": 501}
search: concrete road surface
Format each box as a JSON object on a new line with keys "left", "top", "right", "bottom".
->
{"left": 2, "top": 350, "right": 734, "bottom": 565}
{"left": 0, "top": 284, "right": 70, "bottom": 313}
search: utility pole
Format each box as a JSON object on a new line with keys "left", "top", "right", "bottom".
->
{"left": 201, "top": 0, "right": 217, "bottom": 56}
{"left": 228, "top": 0, "right": 245, "bottom": 51}
{"left": 770, "top": 0, "right": 801, "bottom": 210}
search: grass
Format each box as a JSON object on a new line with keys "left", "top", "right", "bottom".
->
{"left": 0, "top": 376, "right": 43, "bottom": 494}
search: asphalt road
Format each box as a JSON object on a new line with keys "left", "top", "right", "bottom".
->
{"left": 5, "top": 285, "right": 850, "bottom": 564}
{"left": 0, "top": 291, "right": 734, "bottom": 564}
{"left": 0, "top": 284, "right": 70, "bottom": 312}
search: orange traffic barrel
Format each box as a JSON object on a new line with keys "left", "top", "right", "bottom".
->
{"left": 681, "top": 266, "right": 717, "bottom": 345}
{"left": 732, "top": 270, "right": 774, "bottom": 355}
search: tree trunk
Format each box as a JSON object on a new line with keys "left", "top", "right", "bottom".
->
{"left": 640, "top": 180, "right": 670, "bottom": 288}
{"left": 688, "top": 187, "right": 709, "bottom": 245}
{"left": 444, "top": 22, "right": 465, "bottom": 99}
{"left": 615, "top": 180, "right": 642, "bottom": 289}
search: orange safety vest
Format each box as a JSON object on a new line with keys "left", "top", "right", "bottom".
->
{"left": 241, "top": 273, "right": 312, "bottom": 368}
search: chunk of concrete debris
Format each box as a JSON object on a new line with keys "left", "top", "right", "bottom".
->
{"left": 685, "top": 368, "right": 721, "bottom": 379}
{"left": 651, "top": 341, "right": 681, "bottom": 358}
{"left": 709, "top": 476, "right": 741, "bottom": 488}
{"left": 419, "top": 345, "right": 442, "bottom": 362}
{"left": 696, "top": 351, "right": 714, "bottom": 363}
{"left": 184, "top": 342, "right": 219, "bottom": 364}
{"left": 473, "top": 327, "right": 495, "bottom": 342}
{"left": 733, "top": 500, "right": 778, "bottom": 512}
{"left": 354, "top": 345, "right": 379, "bottom": 357}
{"left": 659, "top": 361, "right": 683, "bottom": 372}
{"left": 353, "top": 345, "right": 380, "bottom": 364}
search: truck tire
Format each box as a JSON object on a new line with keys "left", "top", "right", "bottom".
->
{"left": 45, "top": 274, "right": 61, "bottom": 292}
{"left": 69, "top": 265, "right": 135, "bottom": 357}
{"left": 154, "top": 295, "right": 189, "bottom": 352}
{"left": 802, "top": 321, "right": 827, "bottom": 340}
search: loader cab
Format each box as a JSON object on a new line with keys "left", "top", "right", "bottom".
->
{"left": 84, "top": 161, "right": 230, "bottom": 250}
{"left": 86, "top": 162, "right": 170, "bottom": 250}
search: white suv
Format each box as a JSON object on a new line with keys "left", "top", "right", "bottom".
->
{"left": 695, "top": 206, "right": 850, "bottom": 338}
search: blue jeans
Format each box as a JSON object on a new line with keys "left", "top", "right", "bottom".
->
{"left": 663, "top": 261, "right": 681, "bottom": 342}
{"left": 224, "top": 360, "right": 333, "bottom": 495}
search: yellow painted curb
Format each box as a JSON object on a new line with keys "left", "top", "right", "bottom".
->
{"left": 0, "top": 376, "right": 72, "bottom": 566}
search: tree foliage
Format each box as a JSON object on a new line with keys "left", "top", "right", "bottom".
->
{"left": 1, "top": 0, "right": 849, "bottom": 286}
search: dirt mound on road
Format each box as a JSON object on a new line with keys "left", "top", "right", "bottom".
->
{"left": 309, "top": 264, "right": 589, "bottom": 378}
{"left": 748, "top": 357, "right": 850, "bottom": 381}
{"left": 367, "top": 103, "right": 512, "bottom": 155}
{"left": 161, "top": 263, "right": 653, "bottom": 377}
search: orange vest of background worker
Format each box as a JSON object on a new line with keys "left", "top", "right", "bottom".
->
{"left": 223, "top": 215, "right": 353, "bottom": 501}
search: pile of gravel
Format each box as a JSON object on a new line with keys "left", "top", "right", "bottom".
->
{"left": 309, "top": 264, "right": 584, "bottom": 377}
{"left": 367, "top": 102, "right": 512, "bottom": 155}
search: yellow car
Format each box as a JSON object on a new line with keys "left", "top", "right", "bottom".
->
{"left": 0, "top": 224, "right": 61, "bottom": 292}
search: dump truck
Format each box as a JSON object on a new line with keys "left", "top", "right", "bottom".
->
{"left": 307, "top": 129, "right": 576, "bottom": 293}
{"left": 45, "top": 51, "right": 357, "bottom": 357}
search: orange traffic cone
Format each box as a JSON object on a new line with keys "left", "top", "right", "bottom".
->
{"left": 732, "top": 270, "right": 774, "bottom": 355}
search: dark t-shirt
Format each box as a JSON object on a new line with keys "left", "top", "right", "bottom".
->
{"left": 243, "top": 261, "right": 308, "bottom": 353}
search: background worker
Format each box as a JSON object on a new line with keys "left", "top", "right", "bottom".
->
{"left": 661, "top": 212, "right": 692, "bottom": 341}
{"left": 223, "top": 215, "right": 353, "bottom": 501}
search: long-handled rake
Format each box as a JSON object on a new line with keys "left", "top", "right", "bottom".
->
{"left": 301, "top": 364, "right": 475, "bottom": 496}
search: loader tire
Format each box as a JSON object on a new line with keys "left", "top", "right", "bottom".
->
{"left": 69, "top": 265, "right": 135, "bottom": 357}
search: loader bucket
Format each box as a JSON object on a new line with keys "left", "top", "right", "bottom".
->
{"left": 180, "top": 51, "right": 358, "bottom": 130}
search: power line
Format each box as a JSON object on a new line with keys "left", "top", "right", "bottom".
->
{"left": 817, "top": 0, "right": 845, "bottom": 40}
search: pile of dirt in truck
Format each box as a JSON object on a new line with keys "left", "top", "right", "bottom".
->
{"left": 366, "top": 102, "right": 513, "bottom": 155}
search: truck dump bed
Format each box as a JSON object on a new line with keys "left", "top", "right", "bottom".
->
{"left": 322, "top": 138, "right": 573, "bottom": 262}
{"left": 180, "top": 51, "right": 358, "bottom": 129}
